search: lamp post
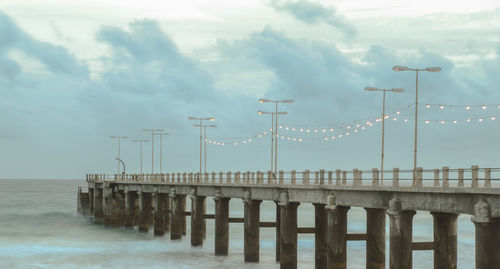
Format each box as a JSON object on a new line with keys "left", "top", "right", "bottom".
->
{"left": 158, "top": 132, "right": 171, "bottom": 174}
{"left": 188, "top": 117, "right": 215, "bottom": 176}
{"left": 133, "top": 139, "right": 150, "bottom": 174}
{"left": 365, "top": 87, "right": 405, "bottom": 183}
{"left": 110, "top": 136, "right": 128, "bottom": 173}
{"left": 258, "top": 111, "right": 287, "bottom": 175}
{"left": 141, "top": 129, "right": 164, "bottom": 173}
{"left": 259, "top": 99, "right": 294, "bottom": 179}
{"left": 194, "top": 124, "right": 217, "bottom": 173}
{"left": 393, "top": 66, "right": 441, "bottom": 176}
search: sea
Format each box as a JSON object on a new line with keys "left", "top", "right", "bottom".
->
{"left": 0, "top": 179, "right": 476, "bottom": 268}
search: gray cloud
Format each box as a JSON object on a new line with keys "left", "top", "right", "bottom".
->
{"left": 270, "top": 0, "right": 356, "bottom": 37}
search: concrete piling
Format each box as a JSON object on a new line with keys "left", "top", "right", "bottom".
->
{"left": 124, "top": 189, "right": 137, "bottom": 227}
{"left": 138, "top": 191, "right": 152, "bottom": 232}
{"left": 280, "top": 201, "right": 299, "bottom": 269}
{"left": 153, "top": 192, "right": 166, "bottom": 236}
{"left": 244, "top": 198, "right": 261, "bottom": 262}
{"left": 326, "top": 201, "right": 349, "bottom": 269}
{"left": 94, "top": 187, "right": 103, "bottom": 223}
{"left": 432, "top": 212, "right": 458, "bottom": 269}
{"left": 191, "top": 194, "right": 206, "bottom": 246}
{"left": 314, "top": 203, "right": 327, "bottom": 269}
{"left": 214, "top": 196, "right": 230, "bottom": 256}
{"left": 472, "top": 199, "right": 500, "bottom": 269}
{"left": 366, "top": 208, "right": 386, "bottom": 269}
{"left": 387, "top": 199, "right": 415, "bottom": 269}
{"left": 275, "top": 201, "right": 281, "bottom": 262}
{"left": 170, "top": 193, "right": 184, "bottom": 240}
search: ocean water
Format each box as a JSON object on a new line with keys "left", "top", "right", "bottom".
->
{"left": 0, "top": 179, "right": 475, "bottom": 268}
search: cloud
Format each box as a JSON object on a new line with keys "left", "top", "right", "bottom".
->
{"left": 270, "top": 0, "right": 356, "bottom": 37}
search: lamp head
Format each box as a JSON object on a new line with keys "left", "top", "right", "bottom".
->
{"left": 364, "top": 87, "right": 377, "bottom": 91}
{"left": 208, "top": 117, "right": 215, "bottom": 121}
{"left": 392, "top": 66, "right": 409, "bottom": 71}
{"left": 259, "top": 98, "right": 271, "bottom": 103}
{"left": 392, "top": 88, "right": 405, "bottom": 93}
{"left": 277, "top": 111, "right": 288, "bottom": 115}
{"left": 425, "top": 67, "right": 442, "bottom": 72}
{"left": 281, "top": 99, "right": 294, "bottom": 104}
{"left": 187, "top": 117, "right": 197, "bottom": 120}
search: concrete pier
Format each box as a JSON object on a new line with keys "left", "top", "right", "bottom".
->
{"left": 191, "top": 194, "right": 205, "bottom": 246}
{"left": 214, "top": 196, "right": 230, "bottom": 256}
{"left": 314, "top": 203, "right": 327, "bottom": 269}
{"left": 326, "top": 202, "right": 349, "bottom": 269}
{"left": 138, "top": 191, "right": 152, "bottom": 232}
{"left": 472, "top": 199, "right": 500, "bottom": 269}
{"left": 170, "top": 192, "right": 184, "bottom": 240}
{"left": 387, "top": 199, "right": 415, "bottom": 269}
{"left": 280, "top": 200, "right": 299, "bottom": 269}
{"left": 82, "top": 167, "right": 500, "bottom": 269}
{"left": 432, "top": 212, "right": 458, "bottom": 269}
{"left": 124, "top": 189, "right": 137, "bottom": 227}
{"left": 77, "top": 187, "right": 90, "bottom": 216}
{"left": 366, "top": 208, "right": 386, "bottom": 269}
{"left": 153, "top": 192, "right": 166, "bottom": 236}
{"left": 94, "top": 187, "right": 103, "bottom": 223}
{"left": 244, "top": 198, "right": 261, "bottom": 262}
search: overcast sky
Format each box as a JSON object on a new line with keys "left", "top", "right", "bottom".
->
{"left": 0, "top": 0, "right": 499, "bottom": 179}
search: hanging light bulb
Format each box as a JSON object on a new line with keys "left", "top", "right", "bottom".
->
{"left": 324, "top": 137, "right": 328, "bottom": 141}
{"left": 439, "top": 105, "right": 444, "bottom": 109}
{"left": 331, "top": 136, "right": 335, "bottom": 139}
{"left": 482, "top": 105, "right": 487, "bottom": 110}
{"left": 347, "top": 125, "right": 351, "bottom": 129}
{"left": 356, "top": 124, "right": 360, "bottom": 127}
{"left": 478, "top": 118, "right": 483, "bottom": 122}
{"left": 300, "top": 128, "right": 304, "bottom": 132}
{"left": 234, "top": 142, "right": 238, "bottom": 145}
{"left": 298, "top": 138, "right": 303, "bottom": 142}
{"left": 330, "top": 128, "right": 334, "bottom": 132}
{"left": 292, "top": 138, "right": 296, "bottom": 141}
{"left": 306, "top": 129, "right": 310, "bottom": 132}
{"left": 491, "top": 116, "right": 496, "bottom": 120}
{"left": 466, "top": 118, "right": 471, "bottom": 122}
{"left": 441, "top": 120, "right": 445, "bottom": 124}
{"left": 404, "top": 118, "right": 409, "bottom": 122}
{"left": 393, "top": 117, "right": 397, "bottom": 121}
{"left": 338, "top": 134, "right": 343, "bottom": 138}
{"left": 258, "top": 134, "right": 262, "bottom": 138}
{"left": 322, "top": 129, "right": 326, "bottom": 132}
{"left": 285, "top": 127, "right": 289, "bottom": 130}
{"left": 361, "top": 126, "right": 366, "bottom": 130}
{"left": 425, "top": 120, "right": 430, "bottom": 124}
{"left": 426, "top": 104, "right": 431, "bottom": 108}
{"left": 314, "top": 129, "right": 318, "bottom": 133}
{"left": 279, "top": 125, "right": 283, "bottom": 129}
{"left": 466, "top": 106, "right": 471, "bottom": 110}
{"left": 354, "top": 129, "right": 358, "bottom": 133}
{"left": 292, "top": 128, "right": 296, "bottom": 131}
{"left": 396, "top": 111, "right": 401, "bottom": 115}
{"left": 453, "top": 120, "right": 458, "bottom": 124}
{"left": 346, "top": 132, "right": 350, "bottom": 136}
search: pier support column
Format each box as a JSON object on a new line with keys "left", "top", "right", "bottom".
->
{"left": 191, "top": 194, "right": 206, "bottom": 246}
{"left": 94, "top": 187, "right": 103, "bottom": 223}
{"left": 170, "top": 192, "right": 184, "bottom": 240}
{"left": 314, "top": 203, "right": 327, "bottom": 269}
{"left": 244, "top": 198, "right": 261, "bottom": 262}
{"left": 366, "top": 208, "right": 386, "bottom": 269}
{"left": 138, "top": 191, "right": 152, "bottom": 232}
{"left": 280, "top": 199, "right": 299, "bottom": 269}
{"left": 275, "top": 201, "right": 281, "bottom": 262}
{"left": 164, "top": 195, "right": 171, "bottom": 232}
{"left": 182, "top": 195, "right": 187, "bottom": 235}
{"left": 214, "top": 196, "right": 230, "bottom": 256}
{"left": 472, "top": 199, "right": 500, "bottom": 269}
{"left": 387, "top": 198, "right": 415, "bottom": 269}
{"left": 326, "top": 196, "right": 349, "bottom": 269}
{"left": 432, "top": 212, "right": 458, "bottom": 269}
{"left": 103, "top": 187, "right": 125, "bottom": 226}
{"left": 153, "top": 192, "right": 166, "bottom": 236}
{"left": 88, "top": 188, "right": 95, "bottom": 216}
{"left": 124, "top": 189, "right": 137, "bottom": 227}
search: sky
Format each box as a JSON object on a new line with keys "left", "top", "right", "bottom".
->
{"left": 0, "top": 0, "right": 499, "bottom": 179}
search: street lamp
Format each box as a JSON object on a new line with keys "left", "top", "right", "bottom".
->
{"left": 393, "top": 65, "right": 441, "bottom": 177}
{"left": 258, "top": 111, "right": 287, "bottom": 175}
{"left": 158, "top": 132, "right": 171, "bottom": 174}
{"left": 365, "top": 87, "right": 405, "bottom": 183}
{"left": 194, "top": 124, "right": 217, "bottom": 173}
{"left": 115, "top": 158, "right": 126, "bottom": 174}
{"left": 141, "top": 129, "right": 164, "bottom": 173}
{"left": 110, "top": 136, "right": 128, "bottom": 173}
{"left": 259, "top": 99, "right": 294, "bottom": 179}
{"left": 133, "top": 139, "right": 150, "bottom": 174}
{"left": 188, "top": 117, "right": 215, "bottom": 176}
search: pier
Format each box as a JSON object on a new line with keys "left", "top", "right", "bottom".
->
{"left": 78, "top": 167, "right": 500, "bottom": 269}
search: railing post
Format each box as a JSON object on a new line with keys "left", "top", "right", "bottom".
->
{"left": 256, "top": 171, "right": 262, "bottom": 184}
{"left": 219, "top": 172, "right": 223, "bottom": 184}
{"left": 416, "top": 167, "right": 423, "bottom": 187}
{"left": 227, "top": 171, "right": 232, "bottom": 184}
{"left": 251, "top": 172, "right": 255, "bottom": 184}
{"left": 336, "top": 169, "right": 341, "bottom": 185}
{"left": 458, "top": 169, "right": 464, "bottom": 187}
{"left": 182, "top": 173, "right": 187, "bottom": 183}
{"left": 314, "top": 171, "right": 319, "bottom": 185}
{"left": 211, "top": 172, "right": 216, "bottom": 184}
{"left": 327, "top": 170, "right": 333, "bottom": 185}
{"left": 372, "top": 168, "right": 379, "bottom": 186}
{"left": 303, "top": 170, "right": 310, "bottom": 184}
{"left": 279, "top": 170, "right": 284, "bottom": 184}
{"left": 485, "top": 168, "right": 491, "bottom": 188}
{"left": 188, "top": 173, "right": 192, "bottom": 183}
{"left": 433, "top": 169, "right": 440, "bottom": 187}
{"left": 471, "top": 165, "right": 479, "bottom": 188}
{"left": 267, "top": 171, "right": 273, "bottom": 184}
{"left": 392, "top": 168, "right": 399, "bottom": 187}
{"left": 291, "top": 170, "right": 296, "bottom": 185}
{"left": 235, "top": 171, "right": 240, "bottom": 184}
{"left": 319, "top": 169, "right": 325, "bottom": 185}
{"left": 353, "top": 169, "right": 361, "bottom": 186}
{"left": 442, "top": 167, "right": 449, "bottom": 188}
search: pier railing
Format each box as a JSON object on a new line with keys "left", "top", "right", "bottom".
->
{"left": 86, "top": 166, "right": 500, "bottom": 188}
